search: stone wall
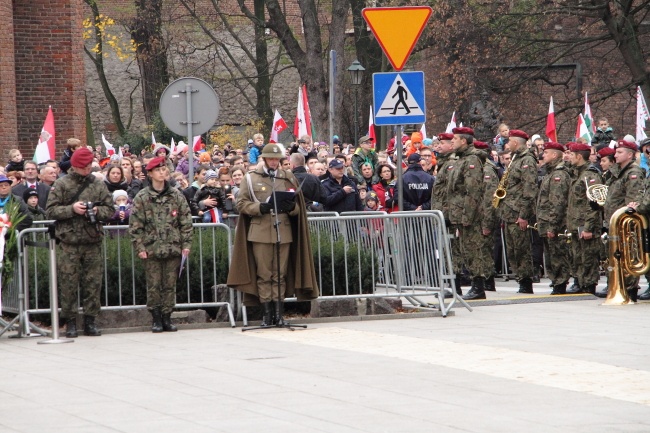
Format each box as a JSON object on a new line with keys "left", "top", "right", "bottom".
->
{"left": 0, "top": 0, "right": 17, "bottom": 157}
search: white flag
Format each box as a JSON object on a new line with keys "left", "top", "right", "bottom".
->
{"left": 445, "top": 112, "right": 457, "bottom": 133}
{"left": 102, "top": 134, "right": 116, "bottom": 156}
{"left": 637, "top": 86, "right": 648, "bottom": 143}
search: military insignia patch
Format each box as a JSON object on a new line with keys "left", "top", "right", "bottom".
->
{"left": 630, "top": 175, "right": 638, "bottom": 179}
{"left": 447, "top": 166, "right": 454, "bottom": 170}
{"left": 172, "top": 210, "right": 177, "bottom": 217}
{"left": 484, "top": 175, "right": 491, "bottom": 179}
{"left": 554, "top": 177, "right": 561, "bottom": 181}
{"left": 589, "top": 179, "right": 596, "bottom": 183}
{"left": 523, "top": 165, "right": 529, "bottom": 169}
{"left": 469, "top": 165, "right": 475, "bottom": 169}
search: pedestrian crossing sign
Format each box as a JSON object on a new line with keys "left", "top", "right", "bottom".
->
{"left": 372, "top": 72, "right": 426, "bottom": 126}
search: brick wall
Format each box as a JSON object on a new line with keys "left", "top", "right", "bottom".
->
{"left": 0, "top": 0, "right": 17, "bottom": 158}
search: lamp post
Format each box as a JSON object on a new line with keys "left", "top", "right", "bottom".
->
{"left": 347, "top": 60, "right": 365, "bottom": 146}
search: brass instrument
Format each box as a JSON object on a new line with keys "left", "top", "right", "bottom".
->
{"left": 527, "top": 224, "right": 538, "bottom": 231}
{"left": 603, "top": 206, "right": 650, "bottom": 305}
{"left": 585, "top": 177, "right": 608, "bottom": 206}
{"left": 558, "top": 230, "right": 572, "bottom": 244}
{"left": 492, "top": 155, "right": 516, "bottom": 208}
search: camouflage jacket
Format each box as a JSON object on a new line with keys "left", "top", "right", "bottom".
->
{"left": 430, "top": 153, "right": 457, "bottom": 220}
{"left": 46, "top": 170, "right": 114, "bottom": 244}
{"left": 536, "top": 160, "right": 571, "bottom": 234}
{"left": 481, "top": 158, "right": 500, "bottom": 231}
{"left": 603, "top": 162, "right": 645, "bottom": 224}
{"left": 129, "top": 181, "right": 193, "bottom": 259}
{"left": 499, "top": 147, "right": 539, "bottom": 223}
{"left": 446, "top": 146, "right": 484, "bottom": 226}
{"left": 567, "top": 163, "right": 602, "bottom": 233}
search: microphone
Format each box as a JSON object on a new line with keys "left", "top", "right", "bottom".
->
{"left": 268, "top": 169, "right": 275, "bottom": 178}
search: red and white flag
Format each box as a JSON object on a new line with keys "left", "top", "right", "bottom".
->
{"left": 637, "top": 86, "right": 648, "bottom": 143}
{"left": 151, "top": 132, "right": 157, "bottom": 149}
{"left": 208, "top": 208, "right": 221, "bottom": 223}
{"left": 575, "top": 113, "right": 591, "bottom": 143}
{"left": 583, "top": 92, "right": 595, "bottom": 139}
{"left": 419, "top": 123, "right": 427, "bottom": 140}
{"left": 102, "top": 134, "right": 116, "bottom": 156}
{"left": 34, "top": 106, "right": 56, "bottom": 164}
{"left": 270, "top": 110, "right": 288, "bottom": 143}
{"left": 546, "top": 96, "right": 557, "bottom": 143}
{"left": 445, "top": 111, "right": 457, "bottom": 133}
{"left": 294, "top": 86, "right": 309, "bottom": 139}
{"left": 302, "top": 84, "right": 314, "bottom": 138}
{"left": 193, "top": 135, "right": 204, "bottom": 152}
{"left": 368, "top": 105, "right": 376, "bottom": 142}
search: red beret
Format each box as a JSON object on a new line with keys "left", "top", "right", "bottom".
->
{"left": 452, "top": 127, "right": 474, "bottom": 136}
{"left": 598, "top": 147, "right": 615, "bottom": 158}
{"left": 569, "top": 142, "right": 591, "bottom": 152}
{"left": 616, "top": 140, "right": 638, "bottom": 151}
{"left": 401, "top": 135, "right": 409, "bottom": 144}
{"left": 473, "top": 140, "right": 489, "bottom": 150}
{"left": 543, "top": 142, "right": 565, "bottom": 152}
{"left": 70, "top": 148, "right": 94, "bottom": 168}
{"left": 145, "top": 156, "right": 167, "bottom": 171}
{"left": 438, "top": 133, "right": 454, "bottom": 141}
{"left": 509, "top": 130, "right": 529, "bottom": 140}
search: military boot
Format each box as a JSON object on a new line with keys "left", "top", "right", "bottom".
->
{"left": 583, "top": 284, "right": 597, "bottom": 295}
{"left": 638, "top": 287, "right": 650, "bottom": 301}
{"left": 454, "top": 274, "right": 463, "bottom": 296}
{"left": 463, "top": 277, "right": 487, "bottom": 300}
{"left": 627, "top": 287, "right": 639, "bottom": 302}
{"left": 567, "top": 278, "right": 581, "bottom": 294}
{"left": 517, "top": 277, "right": 534, "bottom": 294}
{"left": 162, "top": 313, "right": 177, "bottom": 332}
{"left": 260, "top": 302, "right": 273, "bottom": 327}
{"left": 485, "top": 275, "right": 496, "bottom": 291}
{"left": 83, "top": 315, "right": 101, "bottom": 337}
{"left": 550, "top": 281, "right": 567, "bottom": 295}
{"left": 274, "top": 301, "right": 286, "bottom": 327}
{"left": 594, "top": 288, "right": 608, "bottom": 298}
{"left": 65, "top": 318, "right": 78, "bottom": 338}
{"left": 150, "top": 308, "right": 163, "bottom": 333}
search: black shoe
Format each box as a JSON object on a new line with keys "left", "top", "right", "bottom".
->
{"left": 151, "top": 308, "right": 163, "bottom": 333}
{"left": 485, "top": 276, "right": 496, "bottom": 291}
{"left": 628, "top": 287, "right": 639, "bottom": 303}
{"left": 594, "top": 289, "right": 608, "bottom": 298}
{"left": 83, "top": 315, "right": 101, "bottom": 337}
{"left": 517, "top": 277, "right": 534, "bottom": 294}
{"left": 639, "top": 287, "right": 650, "bottom": 301}
{"left": 583, "top": 284, "right": 597, "bottom": 295}
{"left": 566, "top": 284, "right": 583, "bottom": 294}
{"left": 162, "top": 312, "right": 177, "bottom": 332}
{"left": 454, "top": 275, "right": 463, "bottom": 295}
{"left": 260, "top": 302, "right": 273, "bottom": 327}
{"left": 274, "top": 301, "right": 286, "bottom": 327}
{"left": 463, "top": 277, "right": 487, "bottom": 300}
{"left": 65, "top": 319, "right": 78, "bottom": 338}
{"left": 550, "top": 282, "right": 567, "bottom": 295}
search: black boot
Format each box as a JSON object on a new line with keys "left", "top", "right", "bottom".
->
{"left": 550, "top": 281, "right": 567, "bottom": 295}
{"left": 162, "top": 313, "right": 177, "bottom": 332}
{"left": 83, "top": 315, "right": 101, "bottom": 337}
{"left": 567, "top": 278, "right": 581, "bottom": 293}
{"left": 485, "top": 276, "right": 496, "bottom": 291}
{"left": 150, "top": 308, "right": 163, "bottom": 333}
{"left": 638, "top": 287, "right": 650, "bottom": 301}
{"left": 260, "top": 302, "right": 273, "bottom": 327}
{"left": 627, "top": 287, "right": 639, "bottom": 302}
{"left": 517, "top": 277, "right": 534, "bottom": 294}
{"left": 463, "top": 277, "right": 487, "bottom": 300}
{"left": 583, "top": 284, "right": 597, "bottom": 295}
{"left": 274, "top": 300, "right": 285, "bottom": 327}
{"left": 454, "top": 274, "right": 463, "bottom": 295}
{"left": 595, "top": 288, "right": 608, "bottom": 298}
{"left": 65, "top": 318, "right": 78, "bottom": 338}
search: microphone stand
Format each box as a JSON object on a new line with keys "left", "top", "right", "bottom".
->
{"left": 243, "top": 168, "right": 306, "bottom": 331}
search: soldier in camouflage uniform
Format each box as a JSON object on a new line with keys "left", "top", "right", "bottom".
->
{"left": 566, "top": 142, "right": 603, "bottom": 295}
{"left": 447, "top": 127, "right": 487, "bottom": 300}
{"left": 536, "top": 142, "right": 571, "bottom": 294}
{"left": 129, "top": 157, "right": 193, "bottom": 333}
{"left": 46, "top": 147, "right": 114, "bottom": 338}
{"left": 473, "top": 140, "right": 499, "bottom": 292}
{"left": 596, "top": 139, "right": 645, "bottom": 299}
{"left": 498, "top": 129, "right": 539, "bottom": 293}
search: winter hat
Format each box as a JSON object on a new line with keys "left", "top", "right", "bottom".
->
{"left": 23, "top": 189, "right": 39, "bottom": 202}
{"left": 153, "top": 144, "right": 171, "bottom": 156}
{"left": 204, "top": 170, "right": 218, "bottom": 181}
{"left": 112, "top": 190, "right": 128, "bottom": 202}
{"left": 199, "top": 152, "right": 211, "bottom": 163}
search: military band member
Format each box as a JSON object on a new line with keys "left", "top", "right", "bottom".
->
{"left": 536, "top": 142, "right": 571, "bottom": 295}
{"left": 499, "top": 129, "right": 539, "bottom": 294}
{"left": 566, "top": 142, "right": 603, "bottom": 295}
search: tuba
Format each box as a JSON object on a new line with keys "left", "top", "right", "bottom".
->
{"left": 603, "top": 206, "right": 650, "bottom": 305}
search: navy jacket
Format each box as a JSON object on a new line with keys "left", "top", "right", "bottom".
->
{"left": 322, "top": 174, "right": 363, "bottom": 212}
{"left": 399, "top": 164, "right": 434, "bottom": 210}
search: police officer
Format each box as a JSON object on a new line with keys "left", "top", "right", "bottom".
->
{"left": 400, "top": 153, "right": 434, "bottom": 210}
{"left": 536, "top": 142, "right": 571, "bottom": 294}
{"left": 46, "top": 147, "right": 114, "bottom": 338}
{"left": 129, "top": 156, "right": 193, "bottom": 333}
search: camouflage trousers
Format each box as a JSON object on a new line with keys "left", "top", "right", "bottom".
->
{"left": 449, "top": 229, "right": 463, "bottom": 275}
{"left": 144, "top": 256, "right": 182, "bottom": 314}
{"left": 57, "top": 242, "right": 103, "bottom": 320}
{"left": 570, "top": 236, "right": 601, "bottom": 287}
{"left": 504, "top": 223, "right": 533, "bottom": 280}
{"left": 452, "top": 224, "right": 493, "bottom": 278}
{"left": 542, "top": 236, "right": 570, "bottom": 286}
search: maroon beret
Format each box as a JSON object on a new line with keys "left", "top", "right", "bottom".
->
{"left": 543, "top": 142, "right": 565, "bottom": 152}
{"left": 509, "top": 130, "right": 529, "bottom": 140}
{"left": 145, "top": 156, "right": 167, "bottom": 171}
{"left": 70, "top": 147, "right": 94, "bottom": 168}
{"left": 569, "top": 142, "right": 591, "bottom": 152}
{"left": 598, "top": 147, "right": 615, "bottom": 158}
{"left": 452, "top": 127, "right": 474, "bottom": 136}
{"left": 616, "top": 139, "right": 638, "bottom": 151}
{"left": 473, "top": 140, "right": 489, "bottom": 150}
{"left": 438, "top": 133, "right": 454, "bottom": 141}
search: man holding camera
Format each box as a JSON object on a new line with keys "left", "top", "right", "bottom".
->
{"left": 46, "top": 147, "right": 114, "bottom": 338}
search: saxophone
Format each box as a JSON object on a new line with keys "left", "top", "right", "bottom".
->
{"left": 492, "top": 155, "right": 515, "bottom": 208}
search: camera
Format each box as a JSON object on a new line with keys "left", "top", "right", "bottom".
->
{"left": 85, "top": 202, "right": 98, "bottom": 225}
{"left": 223, "top": 185, "right": 234, "bottom": 212}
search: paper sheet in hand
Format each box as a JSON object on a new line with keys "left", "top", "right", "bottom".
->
{"left": 266, "top": 191, "right": 296, "bottom": 207}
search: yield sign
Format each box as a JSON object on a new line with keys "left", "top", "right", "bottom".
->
{"left": 362, "top": 6, "right": 432, "bottom": 71}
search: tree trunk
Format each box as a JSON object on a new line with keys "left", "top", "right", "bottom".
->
{"left": 253, "top": 0, "right": 273, "bottom": 135}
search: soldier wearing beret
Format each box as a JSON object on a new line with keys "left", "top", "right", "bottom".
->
{"left": 129, "top": 156, "right": 193, "bottom": 332}
{"left": 536, "top": 142, "right": 571, "bottom": 294}
{"left": 566, "top": 142, "right": 603, "bottom": 295}
{"left": 497, "top": 129, "right": 539, "bottom": 294}
{"left": 46, "top": 147, "right": 114, "bottom": 338}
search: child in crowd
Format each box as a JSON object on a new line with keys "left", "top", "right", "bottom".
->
{"left": 592, "top": 117, "right": 616, "bottom": 150}
{"left": 493, "top": 123, "right": 510, "bottom": 152}
{"left": 358, "top": 183, "right": 368, "bottom": 202}
{"left": 364, "top": 192, "right": 382, "bottom": 212}
{"left": 109, "top": 189, "right": 131, "bottom": 225}
{"left": 5, "top": 149, "right": 25, "bottom": 173}
{"left": 193, "top": 169, "right": 224, "bottom": 222}
{"left": 23, "top": 189, "right": 46, "bottom": 221}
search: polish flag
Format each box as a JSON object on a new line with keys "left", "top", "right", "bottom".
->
{"left": 270, "top": 110, "right": 288, "bottom": 143}
{"left": 102, "top": 134, "right": 116, "bottom": 155}
{"left": 293, "top": 86, "right": 311, "bottom": 139}
{"left": 208, "top": 208, "right": 221, "bottom": 223}
{"left": 193, "top": 135, "right": 204, "bottom": 152}
{"left": 368, "top": 105, "right": 376, "bottom": 142}
{"left": 34, "top": 106, "right": 56, "bottom": 164}
{"left": 637, "top": 86, "right": 648, "bottom": 143}
{"left": 546, "top": 97, "right": 557, "bottom": 143}
{"left": 575, "top": 113, "right": 591, "bottom": 143}
{"left": 151, "top": 132, "right": 157, "bottom": 150}
{"left": 445, "top": 112, "right": 457, "bottom": 133}
{"left": 419, "top": 123, "right": 427, "bottom": 140}
{"left": 302, "top": 84, "right": 315, "bottom": 138}
{"left": 170, "top": 137, "right": 176, "bottom": 154}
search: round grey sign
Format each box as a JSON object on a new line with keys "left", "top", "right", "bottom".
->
{"left": 159, "top": 77, "right": 220, "bottom": 136}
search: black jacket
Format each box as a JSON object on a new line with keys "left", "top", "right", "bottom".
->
{"left": 292, "top": 166, "right": 326, "bottom": 205}
{"left": 321, "top": 174, "right": 363, "bottom": 212}
{"left": 12, "top": 182, "right": 50, "bottom": 210}
{"left": 399, "top": 164, "right": 434, "bottom": 210}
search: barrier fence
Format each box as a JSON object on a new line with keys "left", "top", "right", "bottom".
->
{"left": 1, "top": 210, "right": 468, "bottom": 336}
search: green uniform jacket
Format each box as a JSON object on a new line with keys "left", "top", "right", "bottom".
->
{"left": 567, "top": 163, "right": 602, "bottom": 233}
{"left": 430, "top": 153, "right": 457, "bottom": 221}
{"left": 46, "top": 170, "right": 114, "bottom": 244}
{"left": 481, "top": 159, "right": 500, "bottom": 232}
{"left": 446, "top": 146, "right": 484, "bottom": 226}
{"left": 129, "top": 182, "right": 193, "bottom": 259}
{"left": 536, "top": 161, "right": 571, "bottom": 235}
{"left": 499, "top": 147, "right": 539, "bottom": 223}
{"left": 227, "top": 168, "right": 319, "bottom": 306}
{"left": 603, "top": 162, "right": 645, "bottom": 226}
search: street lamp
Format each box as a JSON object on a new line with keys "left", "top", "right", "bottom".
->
{"left": 347, "top": 60, "right": 365, "bottom": 146}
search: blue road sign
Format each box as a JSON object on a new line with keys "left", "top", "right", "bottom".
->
{"left": 373, "top": 71, "right": 425, "bottom": 126}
